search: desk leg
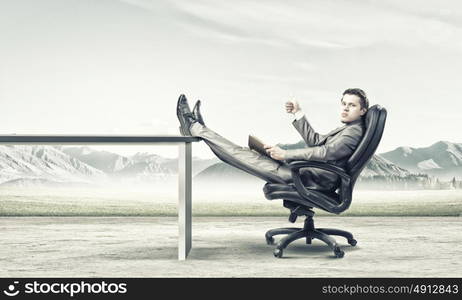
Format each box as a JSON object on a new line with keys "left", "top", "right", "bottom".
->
{"left": 178, "top": 142, "right": 192, "bottom": 260}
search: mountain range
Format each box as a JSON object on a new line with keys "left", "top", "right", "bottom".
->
{"left": 0, "top": 141, "right": 460, "bottom": 187}
{"left": 380, "top": 141, "right": 462, "bottom": 180}
{"left": 0, "top": 145, "right": 218, "bottom": 187}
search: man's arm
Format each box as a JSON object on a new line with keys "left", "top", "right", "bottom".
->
{"left": 286, "top": 100, "right": 325, "bottom": 146}
{"left": 284, "top": 125, "right": 363, "bottom": 162}
{"left": 292, "top": 114, "right": 326, "bottom": 146}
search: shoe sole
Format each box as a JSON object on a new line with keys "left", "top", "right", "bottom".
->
{"left": 177, "top": 95, "right": 192, "bottom": 136}
{"left": 192, "top": 100, "right": 205, "bottom": 126}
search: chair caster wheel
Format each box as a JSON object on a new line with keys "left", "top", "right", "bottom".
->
{"left": 273, "top": 248, "right": 283, "bottom": 258}
{"left": 288, "top": 213, "right": 297, "bottom": 223}
{"left": 266, "top": 236, "right": 275, "bottom": 245}
{"left": 334, "top": 247, "right": 345, "bottom": 258}
{"left": 348, "top": 239, "right": 357, "bottom": 246}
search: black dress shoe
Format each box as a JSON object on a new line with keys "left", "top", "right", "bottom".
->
{"left": 176, "top": 94, "right": 196, "bottom": 136}
{"left": 192, "top": 100, "right": 205, "bottom": 126}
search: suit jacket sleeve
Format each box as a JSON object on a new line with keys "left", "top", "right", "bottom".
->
{"left": 292, "top": 115, "right": 325, "bottom": 146}
{"left": 285, "top": 125, "right": 363, "bottom": 162}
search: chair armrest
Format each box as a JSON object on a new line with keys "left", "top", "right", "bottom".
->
{"left": 287, "top": 160, "right": 352, "bottom": 214}
{"left": 287, "top": 160, "right": 350, "bottom": 181}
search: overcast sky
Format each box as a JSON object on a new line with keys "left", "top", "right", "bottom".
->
{"left": 0, "top": 0, "right": 461, "bottom": 158}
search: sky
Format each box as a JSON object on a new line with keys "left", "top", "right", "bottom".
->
{"left": 0, "top": 0, "right": 461, "bottom": 158}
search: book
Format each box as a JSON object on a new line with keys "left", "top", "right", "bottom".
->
{"left": 248, "top": 135, "right": 270, "bottom": 157}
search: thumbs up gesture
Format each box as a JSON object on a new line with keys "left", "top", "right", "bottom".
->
{"left": 285, "top": 100, "right": 301, "bottom": 114}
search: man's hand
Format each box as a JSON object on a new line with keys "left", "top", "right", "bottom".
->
{"left": 264, "top": 144, "right": 286, "bottom": 161}
{"left": 285, "top": 100, "right": 301, "bottom": 114}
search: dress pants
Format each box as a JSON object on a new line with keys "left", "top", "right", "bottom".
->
{"left": 190, "top": 122, "right": 293, "bottom": 184}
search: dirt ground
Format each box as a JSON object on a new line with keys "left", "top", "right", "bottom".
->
{"left": 0, "top": 216, "right": 461, "bottom": 277}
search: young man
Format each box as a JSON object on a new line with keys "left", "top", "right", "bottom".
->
{"left": 177, "top": 88, "right": 368, "bottom": 191}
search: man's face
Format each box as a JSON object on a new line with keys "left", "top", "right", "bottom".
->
{"left": 340, "top": 94, "right": 367, "bottom": 123}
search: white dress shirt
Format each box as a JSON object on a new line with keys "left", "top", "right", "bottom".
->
{"left": 290, "top": 110, "right": 305, "bottom": 121}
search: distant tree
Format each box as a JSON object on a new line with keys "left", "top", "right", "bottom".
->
{"left": 435, "top": 178, "right": 441, "bottom": 190}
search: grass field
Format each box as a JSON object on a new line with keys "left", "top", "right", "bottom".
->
{"left": 0, "top": 186, "right": 461, "bottom": 217}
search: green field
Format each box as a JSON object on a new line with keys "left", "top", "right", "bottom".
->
{"left": 0, "top": 187, "right": 461, "bottom": 217}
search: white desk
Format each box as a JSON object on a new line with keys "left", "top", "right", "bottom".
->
{"left": 0, "top": 135, "right": 201, "bottom": 260}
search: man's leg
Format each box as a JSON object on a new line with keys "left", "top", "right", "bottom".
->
{"left": 190, "top": 122, "right": 293, "bottom": 184}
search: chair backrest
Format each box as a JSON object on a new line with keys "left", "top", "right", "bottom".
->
{"left": 346, "top": 104, "right": 387, "bottom": 184}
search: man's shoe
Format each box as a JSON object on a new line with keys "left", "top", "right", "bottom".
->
{"left": 192, "top": 100, "right": 205, "bottom": 126}
{"left": 176, "top": 94, "right": 196, "bottom": 136}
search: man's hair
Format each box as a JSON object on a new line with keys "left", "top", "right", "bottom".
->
{"left": 342, "top": 88, "right": 369, "bottom": 110}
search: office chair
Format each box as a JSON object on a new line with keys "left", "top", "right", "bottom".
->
{"left": 263, "top": 105, "right": 387, "bottom": 258}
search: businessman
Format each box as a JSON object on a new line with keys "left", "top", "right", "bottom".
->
{"left": 177, "top": 88, "right": 368, "bottom": 191}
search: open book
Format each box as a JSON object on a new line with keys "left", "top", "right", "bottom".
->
{"left": 248, "top": 135, "right": 270, "bottom": 157}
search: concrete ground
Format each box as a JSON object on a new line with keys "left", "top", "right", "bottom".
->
{"left": 0, "top": 216, "right": 461, "bottom": 277}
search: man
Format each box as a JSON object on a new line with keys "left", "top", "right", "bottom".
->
{"left": 177, "top": 88, "right": 368, "bottom": 191}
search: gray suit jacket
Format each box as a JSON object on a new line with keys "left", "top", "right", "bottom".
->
{"left": 285, "top": 116, "right": 365, "bottom": 191}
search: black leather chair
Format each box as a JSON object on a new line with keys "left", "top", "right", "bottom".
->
{"left": 263, "top": 105, "right": 387, "bottom": 258}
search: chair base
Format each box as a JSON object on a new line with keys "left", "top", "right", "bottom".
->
{"left": 265, "top": 216, "right": 357, "bottom": 258}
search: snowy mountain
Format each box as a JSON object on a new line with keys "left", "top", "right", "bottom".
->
{"left": 361, "top": 155, "right": 410, "bottom": 177}
{"left": 62, "top": 146, "right": 133, "bottom": 173}
{"left": 61, "top": 147, "right": 172, "bottom": 182}
{"left": 63, "top": 147, "right": 218, "bottom": 177}
{"left": 0, "top": 145, "right": 106, "bottom": 186}
{"left": 380, "top": 141, "right": 462, "bottom": 180}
